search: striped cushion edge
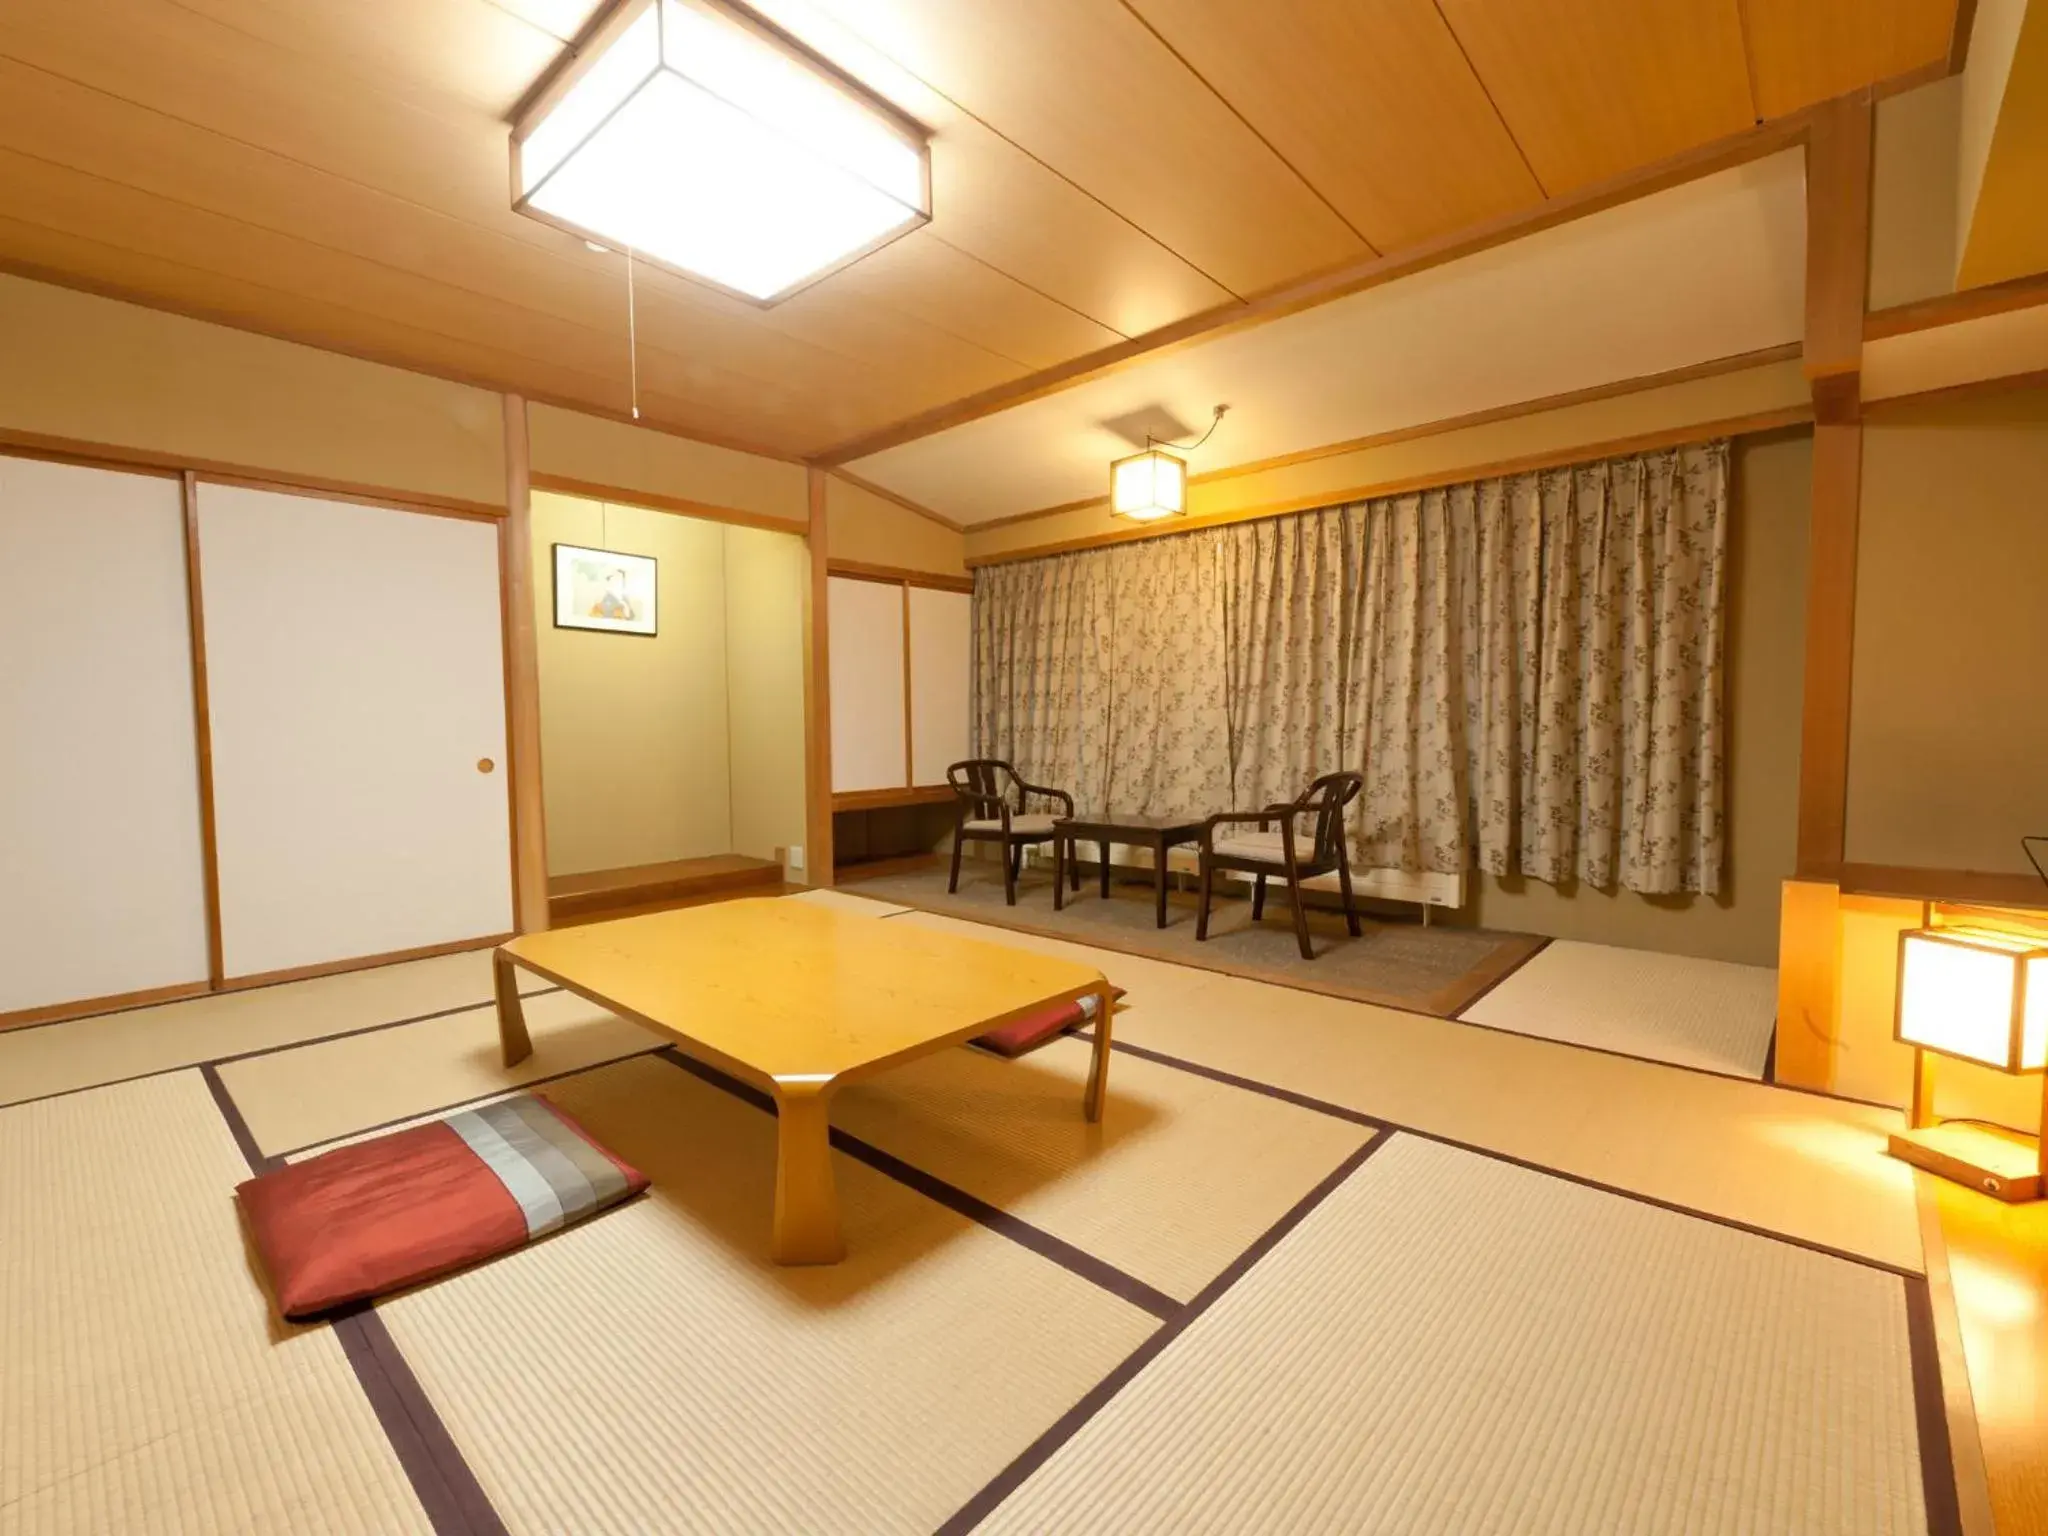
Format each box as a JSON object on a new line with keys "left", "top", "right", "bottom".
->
{"left": 237, "top": 1093, "right": 648, "bottom": 1320}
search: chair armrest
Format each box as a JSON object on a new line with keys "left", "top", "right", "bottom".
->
{"left": 1018, "top": 781, "right": 1074, "bottom": 816}
{"left": 1200, "top": 806, "right": 1295, "bottom": 853}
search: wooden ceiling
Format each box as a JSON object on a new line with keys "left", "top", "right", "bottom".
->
{"left": 0, "top": 0, "right": 1959, "bottom": 462}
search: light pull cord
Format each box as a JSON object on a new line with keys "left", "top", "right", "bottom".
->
{"left": 625, "top": 246, "right": 642, "bottom": 422}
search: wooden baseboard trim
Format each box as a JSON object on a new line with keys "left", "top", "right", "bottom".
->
{"left": 220, "top": 934, "right": 510, "bottom": 992}
{"left": 547, "top": 856, "right": 783, "bottom": 921}
{"left": 0, "top": 979, "right": 213, "bottom": 1035}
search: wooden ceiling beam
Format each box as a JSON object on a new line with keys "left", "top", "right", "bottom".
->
{"left": 819, "top": 105, "right": 1825, "bottom": 467}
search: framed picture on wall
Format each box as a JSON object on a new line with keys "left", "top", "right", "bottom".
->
{"left": 552, "top": 544, "right": 658, "bottom": 637}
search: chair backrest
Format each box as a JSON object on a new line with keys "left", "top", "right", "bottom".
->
{"left": 947, "top": 759, "right": 1018, "bottom": 818}
{"left": 1293, "top": 771, "right": 1362, "bottom": 864}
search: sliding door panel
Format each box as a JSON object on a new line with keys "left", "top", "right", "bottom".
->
{"left": 828, "top": 575, "right": 908, "bottom": 793}
{"left": 0, "top": 456, "right": 210, "bottom": 1014}
{"left": 908, "top": 587, "right": 971, "bottom": 787}
{"left": 198, "top": 484, "right": 511, "bottom": 978}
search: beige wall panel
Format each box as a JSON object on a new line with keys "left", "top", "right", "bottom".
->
{"left": 825, "top": 474, "right": 967, "bottom": 576}
{"left": 722, "top": 523, "right": 809, "bottom": 864}
{"left": 531, "top": 492, "right": 734, "bottom": 877}
{"left": 827, "top": 576, "right": 908, "bottom": 794}
{"left": 199, "top": 483, "right": 512, "bottom": 977}
{"left": 966, "top": 360, "right": 1811, "bottom": 563}
{"left": 527, "top": 403, "right": 806, "bottom": 527}
{"left": 0, "top": 273, "right": 504, "bottom": 503}
{"left": 1869, "top": 77, "right": 1962, "bottom": 311}
{"left": 908, "top": 586, "right": 972, "bottom": 787}
{"left": 1847, "top": 389, "right": 2048, "bottom": 873}
{"left": 0, "top": 455, "right": 210, "bottom": 1012}
{"left": 1465, "top": 432, "right": 1811, "bottom": 966}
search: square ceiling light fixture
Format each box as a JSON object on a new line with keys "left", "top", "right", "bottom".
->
{"left": 1109, "top": 448, "right": 1188, "bottom": 522}
{"left": 513, "top": 0, "right": 930, "bottom": 304}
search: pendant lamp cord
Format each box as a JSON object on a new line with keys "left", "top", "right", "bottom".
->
{"left": 625, "top": 246, "right": 642, "bottom": 422}
{"left": 1145, "top": 402, "right": 1228, "bottom": 454}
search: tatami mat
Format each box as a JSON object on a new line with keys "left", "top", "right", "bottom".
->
{"left": 888, "top": 910, "right": 1224, "bottom": 1013}
{"left": 375, "top": 1055, "right": 1159, "bottom": 1535}
{"left": 0, "top": 948, "right": 533, "bottom": 1108}
{"left": 928, "top": 941, "right": 1922, "bottom": 1272}
{"left": 782, "top": 888, "right": 912, "bottom": 917}
{"left": 1459, "top": 938, "right": 1779, "bottom": 1078}
{"left": 218, "top": 988, "right": 659, "bottom": 1157}
{"left": 835, "top": 1034, "right": 1373, "bottom": 1301}
{"left": 979, "top": 1134, "right": 1932, "bottom": 1536}
{"left": 0, "top": 1073, "right": 429, "bottom": 1535}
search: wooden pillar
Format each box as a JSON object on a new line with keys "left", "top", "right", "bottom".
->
{"left": 802, "top": 466, "right": 836, "bottom": 888}
{"left": 1794, "top": 93, "right": 1873, "bottom": 880}
{"left": 500, "top": 394, "right": 551, "bottom": 931}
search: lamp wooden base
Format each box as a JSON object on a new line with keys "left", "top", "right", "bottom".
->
{"left": 1888, "top": 1121, "right": 2044, "bottom": 1203}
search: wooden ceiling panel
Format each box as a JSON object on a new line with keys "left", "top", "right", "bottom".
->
{"left": 1435, "top": 0, "right": 1758, "bottom": 194}
{"left": 800, "top": 233, "right": 1125, "bottom": 367}
{"left": 1125, "top": 0, "right": 1544, "bottom": 251}
{"left": 1742, "top": 0, "right": 1957, "bottom": 118}
{"left": 155, "top": 0, "right": 581, "bottom": 115}
{"left": 0, "top": 152, "right": 852, "bottom": 444}
{"left": 784, "top": 0, "right": 1370, "bottom": 295}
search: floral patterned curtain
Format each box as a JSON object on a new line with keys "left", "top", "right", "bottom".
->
{"left": 970, "top": 441, "right": 1729, "bottom": 894}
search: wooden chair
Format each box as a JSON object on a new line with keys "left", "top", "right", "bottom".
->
{"left": 946, "top": 759, "right": 1075, "bottom": 906}
{"left": 1196, "top": 771, "right": 1364, "bottom": 960}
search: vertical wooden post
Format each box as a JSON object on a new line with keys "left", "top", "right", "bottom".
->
{"left": 501, "top": 394, "right": 551, "bottom": 931}
{"left": 180, "top": 470, "right": 225, "bottom": 988}
{"left": 1794, "top": 93, "right": 1873, "bottom": 881}
{"left": 803, "top": 466, "right": 836, "bottom": 888}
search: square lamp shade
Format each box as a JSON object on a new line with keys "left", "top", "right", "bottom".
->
{"left": 1110, "top": 448, "right": 1188, "bottom": 522}
{"left": 512, "top": 0, "right": 930, "bottom": 303}
{"left": 1895, "top": 925, "right": 2048, "bottom": 1074}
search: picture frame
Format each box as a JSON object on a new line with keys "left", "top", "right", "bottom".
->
{"left": 552, "top": 543, "right": 658, "bottom": 637}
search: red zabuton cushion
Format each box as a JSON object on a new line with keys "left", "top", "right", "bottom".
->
{"left": 974, "top": 987, "right": 1124, "bottom": 1058}
{"left": 237, "top": 1094, "right": 646, "bottom": 1320}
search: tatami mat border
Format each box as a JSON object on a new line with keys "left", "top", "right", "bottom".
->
{"left": 938, "top": 1136, "right": 1393, "bottom": 1533}
{"left": 1905, "top": 1271, "right": 1967, "bottom": 1536}
{"left": 655, "top": 1047, "right": 1180, "bottom": 1321}
{"left": 873, "top": 895, "right": 1909, "bottom": 1109}
{"left": 201, "top": 1062, "right": 508, "bottom": 1536}
{"left": 4, "top": 984, "right": 562, "bottom": 1113}
{"left": 1088, "top": 1032, "right": 1922, "bottom": 1281}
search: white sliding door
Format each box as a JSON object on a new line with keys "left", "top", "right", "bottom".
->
{"left": 0, "top": 456, "right": 211, "bottom": 1013}
{"left": 908, "top": 587, "right": 971, "bottom": 786}
{"left": 198, "top": 484, "right": 512, "bottom": 978}
{"left": 828, "top": 575, "right": 908, "bottom": 793}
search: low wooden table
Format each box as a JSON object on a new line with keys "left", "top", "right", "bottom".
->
{"left": 491, "top": 899, "right": 1112, "bottom": 1265}
{"left": 1054, "top": 813, "right": 1207, "bottom": 928}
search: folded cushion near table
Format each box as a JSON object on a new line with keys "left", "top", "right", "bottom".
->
{"left": 973, "top": 987, "right": 1123, "bottom": 1058}
{"left": 237, "top": 1094, "right": 647, "bottom": 1320}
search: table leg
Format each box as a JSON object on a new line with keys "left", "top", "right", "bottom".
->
{"left": 1154, "top": 839, "right": 1169, "bottom": 928}
{"left": 1054, "top": 833, "right": 1066, "bottom": 911}
{"left": 1099, "top": 841, "right": 1111, "bottom": 899}
{"left": 1085, "top": 981, "right": 1114, "bottom": 1123}
{"left": 771, "top": 1084, "right": 845, "bottom": 1265}
{"left": 494, "top": 951, "right": 532, "bottom": 1068}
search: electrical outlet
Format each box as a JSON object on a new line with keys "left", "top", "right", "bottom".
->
{"left": 786, "top": 844, "right": 805, "bottom": 873}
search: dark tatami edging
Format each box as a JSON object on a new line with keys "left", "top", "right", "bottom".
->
{"left": 654, "top": 1047, "right": 1181, "bottom": 1322}
{"left": 936, "top": 1134, "right": 1393, "bottom": 1533}
{"left": 4, "top": 985, "right": 563, "bottom": 1114}
{"left": 200, "top": 1063, "right": 508, "bottom": 1536}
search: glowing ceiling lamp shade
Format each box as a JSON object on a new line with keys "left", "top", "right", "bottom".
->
{"left": 1110, "top": 448, "right": 1188, "bottom": 522}
{"left": 1895, "top": 925, "right": 2048, "bottom": 1073}
{"left": 513, "top": 0, "right": 929, "bottom": 303}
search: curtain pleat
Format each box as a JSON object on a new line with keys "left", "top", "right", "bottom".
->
{"left": 970, "top": 441, "right": 1729, "bottom": 894}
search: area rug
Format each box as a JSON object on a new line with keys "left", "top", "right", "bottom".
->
{"left": 839, "top": 864, "right": 1543, "bottom": 1018}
